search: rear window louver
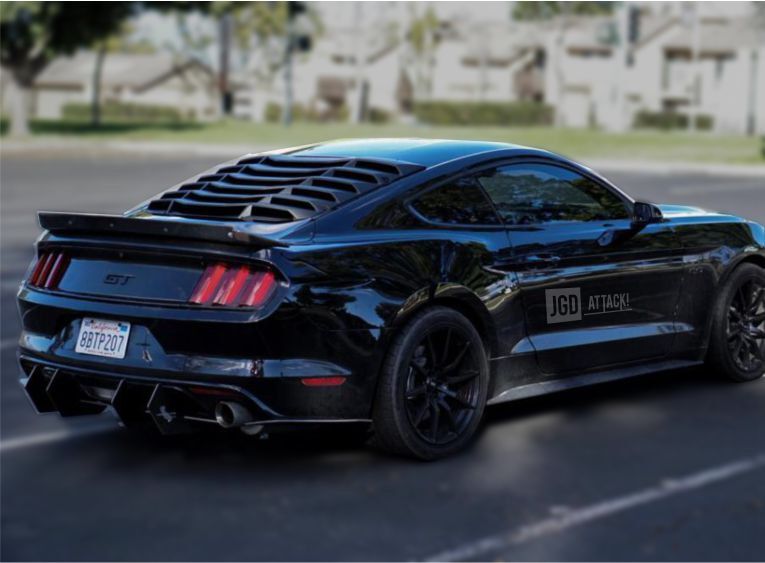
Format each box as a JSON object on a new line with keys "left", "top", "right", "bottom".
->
{"left": 145, "top": 154, "right": 424, "bottom": 223}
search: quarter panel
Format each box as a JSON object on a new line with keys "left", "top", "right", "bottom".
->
{"left": 286, "top": 229, "right": 534, "bottom": 396}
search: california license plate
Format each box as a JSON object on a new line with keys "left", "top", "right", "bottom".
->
{"left": 75, "top": 318, "right": 131, "bottom": 359}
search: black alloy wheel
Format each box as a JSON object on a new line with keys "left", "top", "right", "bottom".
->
{"left": 404, "top": 326, "right": 481, "bottom": 445}
{"left": 726, "top": 278, "right": 765, "bottom": 372}
{"left": 371, "top": 306, "right": 489, "bottom": 460}
{"left": 708, "top": 263, "right": 765, "bottom": 382}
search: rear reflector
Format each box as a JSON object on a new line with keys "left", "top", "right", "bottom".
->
{"left": 301, "top": 377, "right": 347, "bottom": 387}
{"left": 28, "top": 252, "right": 70, "bottom": 290}
{"left": 187, "top": 386, "right": 239, "bottom": 397}
{"left": 190, "top": 263, "right": 277, "bottom": 308}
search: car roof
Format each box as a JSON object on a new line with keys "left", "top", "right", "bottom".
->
{"left": 140, "top": 138, "right": 618, "bottom": 228}
{"left": 287, "top": 138, "right": 544, "bottom": 167}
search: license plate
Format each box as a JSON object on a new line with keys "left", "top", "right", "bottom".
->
{"left": 75, "top": 318, "right": 131, "bottom": 359}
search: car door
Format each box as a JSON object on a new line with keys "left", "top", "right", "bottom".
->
{"left": 477, "top": 161, "right": 685, "bottom": 375}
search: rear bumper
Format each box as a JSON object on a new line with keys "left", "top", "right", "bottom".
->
{"left": 19, "top": 354, "right": 371, "bottom": 434}
{"left": 16, "top": 281, "right": 389, "bottom": 423}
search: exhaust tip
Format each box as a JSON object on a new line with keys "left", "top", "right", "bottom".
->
{"left": 214, "top": 401, "right": 253, "bottom": 429}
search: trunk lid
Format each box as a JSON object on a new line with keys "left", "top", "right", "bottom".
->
{"left": 32, "top": 213, "right": 287, "bottom": 307}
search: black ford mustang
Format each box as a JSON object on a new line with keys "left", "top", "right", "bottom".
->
{"left": 17, "top": 139, "right": 765, "bottom": 459}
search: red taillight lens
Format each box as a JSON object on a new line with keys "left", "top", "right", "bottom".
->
{"left": 189, "top": 263, "right": 227, "bottom": 305}
{"left": 212, "top": 265, "right": 250, "bottom": 306}
{"left": 29, "top": 253, "right": 52, "bottom": 286}
{"left": 28, "top": 252, "right": 70, "bottom": 290}
{"left": 189, "top": 263, "right": 277, "bottom": 308}
{"left": 240, "top": 270, "right": 276, "bottom": 308}
{"left": 44, "top": 253, "right": 70, "bottom": 289}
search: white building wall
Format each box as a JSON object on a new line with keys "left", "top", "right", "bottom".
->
{"left": 757, "top": 46, "right": 765, "bottom": 134}
{"left": 34, "top": 88, "right": 86, "bottom": 119}
{"left": 628, "top": 34, "right": 668, "bottom": 113}
{"left": 713, "top": 47, "right": 765, "bottom": 135}
{"left": 118, "top": 71, "right": 218, "bottom": 121}
{"left": 32, "top": 66, "right": 218, "bottom": 121}
{"left": 366, "top": 52, "right": 404, "bottom": 113}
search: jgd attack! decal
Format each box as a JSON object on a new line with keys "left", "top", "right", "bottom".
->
{"left": 546, "top": 288, "right": 631, "bottom": 324}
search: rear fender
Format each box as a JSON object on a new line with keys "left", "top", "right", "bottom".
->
{"left": 390, "top": 283, "right": 498, "bottom": 358}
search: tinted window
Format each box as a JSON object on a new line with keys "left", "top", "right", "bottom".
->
{"left": 476, "top": 164, "right": 629, "bottom": 225}
{"left": 412, "top": 178, "right": 500, "bottom": 225}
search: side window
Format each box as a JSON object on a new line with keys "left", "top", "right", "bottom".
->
{"left": 476, "top": 164, "right": 629, "bottom": 225}
{"left": 412, "top": 177, "right": 500, "bottom": 225}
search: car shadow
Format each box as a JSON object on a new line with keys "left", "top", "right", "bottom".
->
{"left": 484, "top": 364, "right": 724, "bottom": 426}
{"left": 82, "top": 363, "right": 729, "bottom": 465}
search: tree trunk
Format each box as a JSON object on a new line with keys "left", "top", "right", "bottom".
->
{"left": 91, "top": 45, "right": 107, "bottom": 127}
{"left": 6, "top": 73, "right": 31, "bottom": 137}
{"left": 219, "top": 13, "right": 233, "bottom": 116}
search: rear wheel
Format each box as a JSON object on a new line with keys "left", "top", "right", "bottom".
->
{"left": 708, "top": 263, "right": 765, "bottom": 382}
{"left": 371, "top": 306, "right": 489, "bottom": 460}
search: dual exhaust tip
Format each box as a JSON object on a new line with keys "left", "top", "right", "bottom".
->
{"left": 214, "top": 401, "right": 263, "bottom": 435}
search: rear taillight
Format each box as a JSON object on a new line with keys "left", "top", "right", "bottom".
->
{"left": 28, "top": 252, "right": 70, "bottom": 290}
{"left": 189, "top": 263, "right": 277, "bottom": 307}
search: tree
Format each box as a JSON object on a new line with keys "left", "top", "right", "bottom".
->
{"left": 90, "top": 24, "right": 150, "bottom": 127}
{"left": 0, "top": 2, "right": 135, "bottom": 136}
{"left": 164, "top": 2, "right": 320, "bottom": 122}
{"left": 406, "top": 5, "right": 440, "bottom": 100}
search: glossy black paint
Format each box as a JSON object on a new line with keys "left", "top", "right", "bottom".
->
{"left": 16, "top": 139, "right": 765, "bottom": 432}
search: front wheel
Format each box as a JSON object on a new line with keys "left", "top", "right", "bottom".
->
{"left": 707, "top": 263, "right": 765, "bottom": 382}
{"left": 371, "top": 306, "right": 489, "bottom": 460}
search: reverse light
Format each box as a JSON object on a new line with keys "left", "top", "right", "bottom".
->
{"left": 28, "top": 252, "right": 70, "bottom": 290}
{"left": 189, "top": 263, "right": 277, "bottom": 307}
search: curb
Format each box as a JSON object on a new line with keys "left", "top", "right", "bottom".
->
{"left": 583, "top": 159, "right": 765, "bottom": 178}
{"left": 3, "top": 138, "right": 764, "bottom": 177}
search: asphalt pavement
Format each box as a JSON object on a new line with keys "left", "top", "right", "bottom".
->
{"left": 1, "top": 151, "right": 764, "bottom": 561}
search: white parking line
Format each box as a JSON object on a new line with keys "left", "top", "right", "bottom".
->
{"left": 425, "top": 453, "right": 765, "bottom": 562}
{"left": 0, "top": 424, "right": 115, "bottom": 453}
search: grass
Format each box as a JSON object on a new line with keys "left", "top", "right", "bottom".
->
{"left": 2, "top": 118, "right": 763, "bottom": 165}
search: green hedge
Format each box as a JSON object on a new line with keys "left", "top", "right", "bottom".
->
{"left": 634, "top": 110, "right": 713, "bottom": 131}
{"left": 413, "top": 101, "right": 554, "bottom": 126}
{"left": 62, "top": 101, "right": 185, "bottom": 123}
{"left": 265, "top": 102, "right": 350, "bottom": 123}
{"left": 367, "top": 107, "right": 392, "bottom": 124}
{"left": 264, "top": 102, "right": 283, "bottom": 123}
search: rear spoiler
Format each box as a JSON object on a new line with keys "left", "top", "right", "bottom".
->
{"left": 37, "top": 212, "right": 288, "bottom": 248}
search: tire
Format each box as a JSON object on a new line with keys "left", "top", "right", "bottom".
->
{"left": 707, "top": 263, "right": 765, "bottom": 382}
{"left": 371, "top": 306, "right": 489, "bottom": 460}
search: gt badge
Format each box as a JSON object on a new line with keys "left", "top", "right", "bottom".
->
{"left": 546, "top": 288, "right": 582, "bottom": 324}
{"left": 103, "top": 273, "right": 134, "bottom": 286}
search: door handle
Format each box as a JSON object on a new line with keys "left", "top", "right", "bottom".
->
{"left": 526, "top": 253, "right": 561, "bottom": 264}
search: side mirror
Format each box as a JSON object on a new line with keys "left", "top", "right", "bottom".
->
{"left": 632, "top": 201, "right": 663, "bottom": 226}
